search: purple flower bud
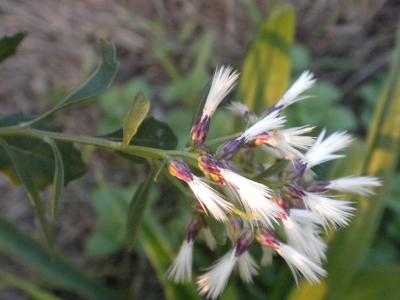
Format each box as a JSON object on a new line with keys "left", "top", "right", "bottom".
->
{"left": 168, "top": 159, "right": 194, "bottom": 182}
{"left": 191, "top": 116, "right": 211, "bottom": 144}
{"left": 220, "top": 137, "right": 246, "bottom": 159}
{"left": 186, "top": 219, "right": 204, "bottom": 242}
{"left": 234, "top": 232, "right": 254, "bottom": 256}
{"left": 256, "top": 230, "right": 280, "bottom": 251}
{"left": 310, "top": 181, "right": 329, "bottom": 193}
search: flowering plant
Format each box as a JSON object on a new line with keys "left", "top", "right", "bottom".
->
{"left": 166, "top": 67, "right": 380, "bottom": 299}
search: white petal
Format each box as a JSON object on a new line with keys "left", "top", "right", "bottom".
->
{"left": 189, "top": 177, "right": 234, "bottom": 222}
{"left": 281, "top": 126, "right": 315, "bottom": 150}
{"left": 226, "top": 101, "right": 257, "bottom": 123}
{"left": 276, "top": 71, "right": 316, "bottom": 109}
{"left": 242, "top": 110, "right": 286, "bottom": 142}
{"left": 203, "top": 66, "right": 239, "bottom": 117}
{"left": 303, "top": 192, "right": 355, "bottom": 229}
{"left": 167, "top": 240, "right": 194, "bottom": 283}
{"left": 221, "top": 169, "right": 283, "bottom": 227}
{"left": 304, "top": 130, "right": 353, "bottom": 168}
{"left": 238, "top": 251, "right": 258, "bottom": 283}
{"left": 278, "top": 243, "right": 327, "bottom": 285}
{"left": 197, "top": 249, "right": 237, "bottom": 299}
{"left": 328, "top": 176, "right": 381, "bottom": 195}
{"left": 284, "top": 211, "right": 327, "bottom": 264}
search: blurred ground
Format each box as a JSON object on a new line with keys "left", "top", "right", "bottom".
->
{"left": 0, "top": 0, "right": 399, "bottom": 299}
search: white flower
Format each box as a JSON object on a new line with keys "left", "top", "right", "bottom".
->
{"left": 202, "top": 66, "right": 239, "bottom": 117}
{"left": 197, "top": 249, "right": 237, "bottom": 299}
{"left": 277, "top": 243, "right": 327, "bottom": 285}
{"left": 188, "top": 177, "right": 234, "bottom": 222}
{"left": 275, "top": 71, "right": 316, "bottom": 109}
{"left": 327, "top": 176, "right": 381, "bottom": 195}
{"left": 284, "top": 209, "right": 327, "bottom": 264}
{"left": 220, "top": 169, "right": 283, "bottom": 227}
{"left": 303, "top": 192, "right": 355, "bottom": 228}
{"left": 167, "top": 240, "right": 194, "bottom": 283}
{"left": 238, "top": 251, "right": 258, "bottom": 283}
{"left": 241, "top": 110, "right": 286, "bottom": 142}
{"left": 226, "top": 101, "right": 258, "bottom": 123}
{"left": 257, "top": 126, "right": 315, "bottom": 160}
{"left": 303, "top": 130, "right": 353, "bottom": 168}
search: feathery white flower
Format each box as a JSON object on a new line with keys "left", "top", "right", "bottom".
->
{"left": 202, "top": 66, "right": 239, "bottom": 117}
{"left": 238, "top": 251, "right": 258, "bottom": 283}
{"left": 275, "top": 71, "right": 316, "bottom": 109}
{"left": 284, "top": 210, "right": 326, "bottom": 264}
{"left": 242, "top": 110, "right": 286, "bottom": 142}
{"left": 198, "top": 249, "right": 237, "bottom": 299}
{"left": 303, "top": 192, "right": 355, "bottom": 228}
{"left": 188, "top": 177, "right": 234, "bottom": 222}
{"left": 220, "top": 169, "right": 283, "bottom": 227}
{"left": 277, "top": 243, "right": 327, "bottom": 285}
{"left": 303, "top": 130, "right": 353, "bottom": 168}
{"left": 260, "top": 247, "right": 274, "bottom": 267}
{"left": 202, "top": 227, "right": 217, "bottom": 251}
{"left": 327, "top": 176, "right": 381, "bottom": 195}
{"left": 226, "top": 101, "right": 258, "bottom": 123}
{"left": 167, "top": 240, "right": 194, "bottom": 283}
{"left": 257, "top": 126, "right": 315, "bottom": 160}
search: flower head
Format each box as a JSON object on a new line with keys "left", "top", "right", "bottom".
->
{"left": 191, "top": 66, "right": 239, "bottom": 144}
{"left": 325, "top": 176, "right": 381, "bottom": 195}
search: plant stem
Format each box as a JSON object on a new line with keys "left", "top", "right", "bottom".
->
{"left": 0, "top": 126, "right": 197, "bottom": 163}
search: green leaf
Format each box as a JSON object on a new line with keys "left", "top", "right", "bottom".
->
{"left": 0, "top": 271, "right": 62, "bottom": 300}
{"left": 140, "top": 218, "right": 200, "bottom": 300}
{"left": 0, "top": 32, "right": 27, "bottom": 63}
{"left": 23, "top": 40, "right": 119, "bottom": 126}
{"left": 122, "top": 92, "right": 151, "bottom": 147}
{"left": 0, "top": 138, "right": 53, "bottom": 250}
{"left": 126, "top": 168, "right": 157, "bottom": 249}
{"left": 44, "top": 138, "right": 65, "bottom": 218}
{"left": 57, "top": 39, "right": 119, "bottom": 110}
{"left": 0, "top": 114, "right": 86, "bottom": 190}
{"left": 240, "top": 4, "right": 295, "bottom": 111}
{"left": 0, "top": 217, "right": 120, "bottom": 300}
{"left": 104, "top": 116, "right": 178, "bottom": 163}
{"left": 289, "top": 23, "right": 400, "bottom": 300}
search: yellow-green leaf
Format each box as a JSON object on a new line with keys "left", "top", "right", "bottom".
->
{"left": 240, "top": 4, "right": 295, "bottom": 112}
{"left": 122, "top": 92, "right": 151, "bottom": 147}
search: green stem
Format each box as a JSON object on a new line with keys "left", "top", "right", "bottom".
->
{"left": 0, "top": 126, "right": 197, "bottom": 163}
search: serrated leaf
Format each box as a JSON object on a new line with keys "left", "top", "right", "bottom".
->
{"left": 289, "top": 24, "right": 400, "bottom": 300}
{"left": 0, "top": 139, "right": 53, "bottom": 250}
{"left": 122, "top": 92, "right": 150, "bottom": 147}
{"left": 0, "top": 113, "right": 86, "bottom": 190}
{"left": 0, "top": 32, "right": 27, "bottom": 63}
{"left": 0, "top": 217, "right": 120, "bottom": 300}
{"left": 44, "top": 138, "right": 65, "bottom": 219}
{"left": 241, "top": 4, "right": 295, "bottom": 112}
{"left": 126, "top": 168, "right": 157, "bottom": 249}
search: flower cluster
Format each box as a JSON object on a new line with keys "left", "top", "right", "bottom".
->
{"left": 166, "top": 66, "right": 381, "bottom": 299}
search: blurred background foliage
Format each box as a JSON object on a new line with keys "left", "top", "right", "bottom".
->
{"left": 0, "top": 0, "right": 400, "bottom": 299}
